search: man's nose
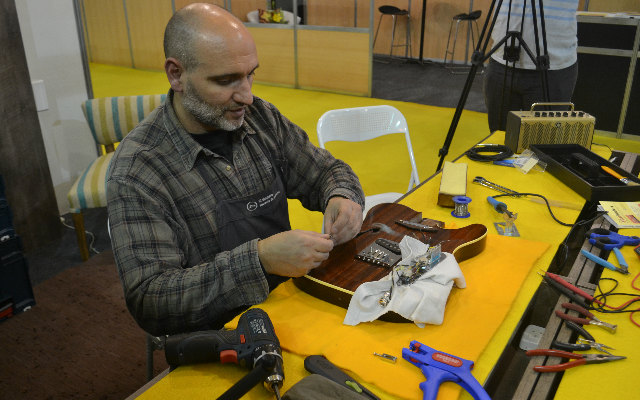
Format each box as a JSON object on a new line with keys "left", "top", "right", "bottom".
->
{"left": 234, "top": 77, "right": 254, "bottom": 105}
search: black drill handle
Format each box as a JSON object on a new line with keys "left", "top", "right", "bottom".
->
{"left": 164, "top": 329, "right": 237, "bottom": 367}
{"left": 164, "top": 308, "right": 280, "bottom": 368}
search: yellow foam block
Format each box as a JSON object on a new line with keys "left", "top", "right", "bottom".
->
{"left": 438, "top": 161, "right": 468, "bottom": 207}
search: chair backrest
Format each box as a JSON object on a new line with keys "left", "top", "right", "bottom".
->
{"left": 81, "top": 94, "right": 166, "bottom": 146}
{"left": 316, "top": 105, "right": 420, "bottom": 192}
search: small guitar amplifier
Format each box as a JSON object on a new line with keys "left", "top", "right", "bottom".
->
{"left": 505, "top": 102, "right": 595, "bottom": 154}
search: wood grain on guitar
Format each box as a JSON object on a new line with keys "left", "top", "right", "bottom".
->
{"left": 293, "top": 203, "right": 488, "bottom": 314}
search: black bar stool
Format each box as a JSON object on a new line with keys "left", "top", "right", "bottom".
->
{"left": 443, "top": 10, "right": 482, "bottom": 73}
{"left": 373, "top": 5, "right": 412, "bottom": 59}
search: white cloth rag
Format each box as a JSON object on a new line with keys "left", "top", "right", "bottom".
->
{"left": 343, "top": 236, "right": 466, "bottom": 327}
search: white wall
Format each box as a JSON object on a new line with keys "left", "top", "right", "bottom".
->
{"left": 15, "top": 0, "right": 97, "bottom": 215}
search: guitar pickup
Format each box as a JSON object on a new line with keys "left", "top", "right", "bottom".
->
{"left": 356, "top": 241, "right": 402, "bottom": 268}
{"left": 376, "top": 238, "right": 401, "bottom": 254}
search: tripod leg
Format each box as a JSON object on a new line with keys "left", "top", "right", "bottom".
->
{"left": 436, "top": 62, "right": 482, "bottom": 171}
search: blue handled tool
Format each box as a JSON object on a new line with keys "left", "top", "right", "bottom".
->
{"left": 487, "top": 196, "right": 514, "bottom": 218}
{"left": 402, "top": 341, "right": 491, "bottom": 400}
{"left": 586, "top": 228, "right": 640, "bottom": 251}
{"left": 487, "top": 196, "right": 519, "bottom": 237}
{"left": 580, "top": 249, "right": 629, "bottom": 274}
{"left": 613, "top": 248, "right": 628, "bottom": 271}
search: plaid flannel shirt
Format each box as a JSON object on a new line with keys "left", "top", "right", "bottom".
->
{"left": 107, "top": 90, "right": 364, "bottom": 335}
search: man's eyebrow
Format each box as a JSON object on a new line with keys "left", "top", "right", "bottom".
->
{"left": 210, "top": 65, "right": 260, "bottom": 81}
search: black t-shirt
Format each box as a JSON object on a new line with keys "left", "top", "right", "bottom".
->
{"left": 190, "top": 130, "right": 234, "bottom": 162}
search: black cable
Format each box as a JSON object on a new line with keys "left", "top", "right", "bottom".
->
{"left": 491, "top": 192, "right": 605, "bottom": 227}
{"left": 591, "top": 142, "right": 614, "bottom": 154}
{"left": 591, "top": 278, "right": 640, "bottom": 313}
{"left": 491, "top": 192, "right": 607, "bottom": 269}
{"left": 465, "top": 144, "right": 514, "bottom": 162}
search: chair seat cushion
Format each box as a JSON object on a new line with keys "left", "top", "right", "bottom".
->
{"left": 379, "top": 5, "right": 408, "bottom": 15}
{"left": 67, "top": 152, "right": 114, "bottom": 213}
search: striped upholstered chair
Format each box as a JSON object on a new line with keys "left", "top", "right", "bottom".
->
{"left": 68, "top": 94, "right": 166, "bottom": 260}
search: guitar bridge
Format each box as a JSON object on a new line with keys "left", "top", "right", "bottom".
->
{"left": 356, "top": 241, "right": 402, "bottom": 268}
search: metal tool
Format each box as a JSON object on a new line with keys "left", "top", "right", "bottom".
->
{"left": 403, "top": 341, "right": 491, "bottom": 400}
{"left": 555, "top": 301, "right": 617, "bottom": 333}
{"left": 525, "top": 349, "right": 625, "bottom": 372}
{"left": 613, "top": 248, "right": 629, "bottom": 272}
{"left": 473, "top": 176, "right": 522, "bottom": 196}
{"left": 581, "top": 249, "right": 629, "bottom": 275}
{"left": 304, "top": 355, "right": 380, "bottom": 400}
{"left": 373, "top": 352, "right": 397, "bottom": 363}
{"left": 163, "top": 308, "right": 284, "bottom": 400}
{"left": 552, "top": 320, "right": 614, "bottom": 355}
{"left": 395, "top": 220, "right": 439, "bottom": 232}
{"left": 601, "top": 165, "right": 640, "bottom": 186}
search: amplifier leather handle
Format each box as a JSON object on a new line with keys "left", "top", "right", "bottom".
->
{"left": 530, "top": 102, "right": 574, "bottom": 111}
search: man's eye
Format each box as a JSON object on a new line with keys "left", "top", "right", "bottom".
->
{"left": 216, "top": 78, "right": 233, "bottom": 86}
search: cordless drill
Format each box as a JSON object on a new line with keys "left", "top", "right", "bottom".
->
{"left": 163, "top": 308, "right": 284, "bottom": 399}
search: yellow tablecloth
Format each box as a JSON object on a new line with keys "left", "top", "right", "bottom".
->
{"left": 138, "top": 232, "right": 549, "bottom": 400}
{"left": 137, "top": 131, "right": 602, "bottom": 399}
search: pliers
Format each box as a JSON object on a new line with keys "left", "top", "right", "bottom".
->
{"left": 555, "top": 302, "right": 617, "bottom": 333}
{"left": 525, "top": 349, "right": 626, "bottom": 372}
{"left": 552, "top": 320, "right": 614, "bottom": 355}
{"left": 580, "top": 248, "right": 629, "bottom": 274}
{"left": 586, "top": 228, "right": 640, "bottom": 251}
{"left": 584, "top": 228, "right": 638, "bottom": 274}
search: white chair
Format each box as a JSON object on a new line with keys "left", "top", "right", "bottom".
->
{"left": 316, "top": 105, "right": 420, "bottom": 218}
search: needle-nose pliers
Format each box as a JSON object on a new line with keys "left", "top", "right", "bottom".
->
{"left": 525, "top": 349, "right": 626, "bottom": 372}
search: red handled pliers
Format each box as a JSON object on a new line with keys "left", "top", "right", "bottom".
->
{"left": 555, "top": 302, "right": 617, "bottom": 333}
{"left": 525, "top": 349, "right": 626, "bottom": 372}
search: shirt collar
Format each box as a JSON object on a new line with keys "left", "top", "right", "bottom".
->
{"left": 162, "top": 89, "right": 256, "bottom": 171}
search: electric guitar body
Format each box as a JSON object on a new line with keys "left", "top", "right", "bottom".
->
{"left": 293, "top": 203, "right": 488, "bottom": 321}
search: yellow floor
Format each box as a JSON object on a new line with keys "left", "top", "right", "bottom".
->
{"left": 89, "top": 63, "right": 640, "bottom": 232}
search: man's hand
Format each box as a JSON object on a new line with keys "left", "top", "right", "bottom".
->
{"left": 323, "top": 196, "right": 363, "bottom": 245}
{"left": 258, "top": 230, "right": 334, "bottom": 277}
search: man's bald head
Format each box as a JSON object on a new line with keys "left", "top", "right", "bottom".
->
{"left": 163, "top": 3, "right": 251, "bottom": 71}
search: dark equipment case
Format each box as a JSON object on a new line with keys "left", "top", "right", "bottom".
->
{"left": 0, "top": 176, "right": 36, "bottom": 321}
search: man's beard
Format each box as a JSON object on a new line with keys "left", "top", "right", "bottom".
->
{"left": 181, "top": 80, "right": 244, "bottom": 131}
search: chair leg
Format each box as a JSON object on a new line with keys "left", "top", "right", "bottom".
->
{"left": 390, "top": 15, "right": 397, "bottom": 57}
{"left": 146, "top": 334, "right": 154, "bottom": 382}
{"left": 71, "top": 211, "right": 90, "bottom": 261}
{"left": 373, "top": 14, "right": 384, "bottom": 49}
{"left": 451, "top": 20, "right": 461, "bottom": 63}
{"left": 405, "top": 15, "right": 412, "bottom": 58}
{"left": 444, "top": 19, "right": 455, "bottom": 63}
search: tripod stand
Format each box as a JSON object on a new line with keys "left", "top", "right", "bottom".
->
{"left": 435, "top": 0, "right": 551, "bottom": 172}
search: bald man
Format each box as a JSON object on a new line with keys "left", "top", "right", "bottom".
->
{"left": 106, "top": 4, "right": 364, "bottom": 336}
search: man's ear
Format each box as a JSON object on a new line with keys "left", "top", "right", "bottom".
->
{"left": 165, "top": 58, "right": 184, "bottom": 92}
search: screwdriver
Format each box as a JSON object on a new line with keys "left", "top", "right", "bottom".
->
{"left": 487, "top": 196, "right": 514, "bottom": 218}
